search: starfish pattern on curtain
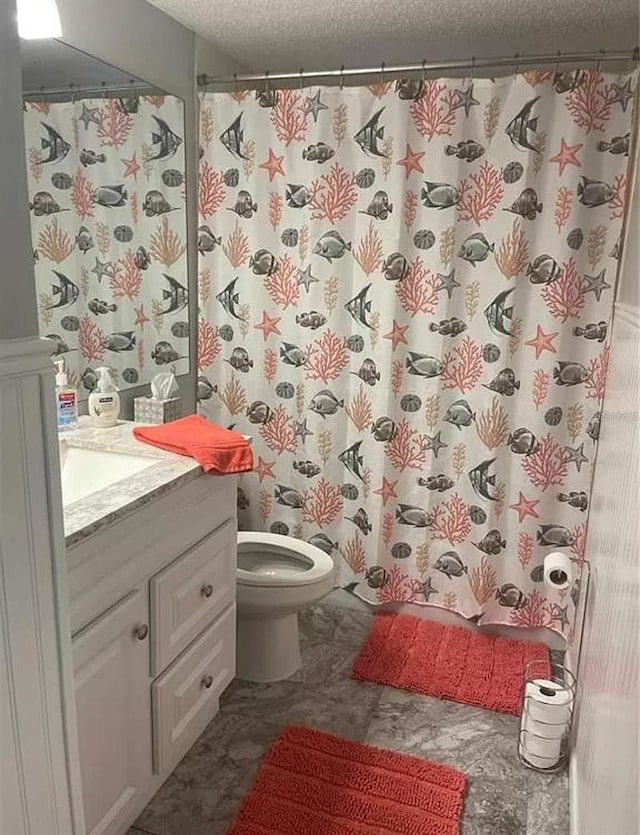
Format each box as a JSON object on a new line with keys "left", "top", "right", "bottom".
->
{"left": 197, "top": 69, "right": 636, "bottom": 638}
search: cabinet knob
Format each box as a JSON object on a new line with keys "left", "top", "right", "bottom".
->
{"left": 201, "top": 583, "right": 213, "bottom": 598}
{"left": 135, "top": 624, "right": 148, "bottom": 641}
{"left": 202, "top": 674, "right": 213, "bottom": 689}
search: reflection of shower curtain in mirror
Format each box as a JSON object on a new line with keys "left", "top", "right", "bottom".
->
{"left": 197, "top": 71, "right": 636, "bottom": 640}
{"left": 23, "top": 95, "right": 188, "bottom": 393}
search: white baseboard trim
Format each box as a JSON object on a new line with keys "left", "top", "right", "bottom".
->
{"left": 570, "top": 749, "right": 580, "bottom": 835}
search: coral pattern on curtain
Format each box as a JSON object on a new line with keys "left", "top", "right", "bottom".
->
{"left": 24, "top": 95, "right": 188, "bottom": 393}
{"left": 198, "top": 70, "right": 635, "bottom": 638}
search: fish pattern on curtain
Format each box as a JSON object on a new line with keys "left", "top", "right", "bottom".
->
{"left": 24, "top": 95, "right": 188, "bottom": 393}
{"left": 197, "top": 70, "right": 635, "bottom": 638}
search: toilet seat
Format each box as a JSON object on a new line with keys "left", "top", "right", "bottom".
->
{"left": 237, "top": 532, "right": 335, "bottom": 588}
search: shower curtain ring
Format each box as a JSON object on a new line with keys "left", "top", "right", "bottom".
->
{"left": 233, "top": 72, "right": 238, "bottom": 96}
{"left": 340, "top": 65, "right": 345, "bottom": 90}
{"left": 596, "top": 49, "right": 605, "bottom": 73}
{"left": 513, "top": 53, "right": 519, "bottom": 77}
{"left": 554, "top": 51, "right": 561, "bottom": 75}
{"left": 299, "top": 68, "right": 304, "bottom": 90}
{"left": 100, "top": 81, "right": 107, "bottom": 99}
{"left": 71, "top": 84, "right": 78, "bottom": 104}
{"left": 380, "top": 62, "right": 386, "bottom": 85}
{"left": 471, "top": 56, "right": 476, "bottom": 81}
{"left": 421, "top": 59, "right": 426, "bottom": 84}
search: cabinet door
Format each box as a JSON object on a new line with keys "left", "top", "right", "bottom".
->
{"left": 73, "top": 589, "right": 152, "bottom": 835}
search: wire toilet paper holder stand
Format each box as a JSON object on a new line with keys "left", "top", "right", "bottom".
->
{"left": 517, "top": 657, "right": 577, "bottom": 772}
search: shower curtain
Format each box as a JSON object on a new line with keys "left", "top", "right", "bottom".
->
{"left": 198, "top": 70, "right": 636, "bottom": 638}
{"left": 24, "top": 95, "right": 188, "bottom": 393}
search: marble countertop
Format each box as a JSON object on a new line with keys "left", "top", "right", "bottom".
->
{"left": 62, "top": 419, "right": 203, "bottom": 548}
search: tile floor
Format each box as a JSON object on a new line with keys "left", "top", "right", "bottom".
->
{"left": 131, "top": 603, "right": 569, "bottom": 835}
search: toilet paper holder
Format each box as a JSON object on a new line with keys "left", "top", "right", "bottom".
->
{"left": 517, "top": 658, "right": 576, "bottom": 773}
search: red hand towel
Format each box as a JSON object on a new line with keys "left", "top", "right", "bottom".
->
{"left": 133, "top": 415, "right": 253, "bottom": 474}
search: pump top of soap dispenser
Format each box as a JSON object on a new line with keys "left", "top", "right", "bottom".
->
{"left": 54, "top": 358, "right": 67, "bottom": 386}
{"left": 95, "top": 366, "right": 118, "bottom": 393}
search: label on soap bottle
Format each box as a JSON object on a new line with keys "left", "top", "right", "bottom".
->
{"left": 57, "top": 391, "right": 77, "bottom": 428}
{"left": 88, "top": 390, "right": 120, "bottom": 426}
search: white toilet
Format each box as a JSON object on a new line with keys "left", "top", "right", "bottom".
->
{"left": 236, "top": 532, "right": 335, "bottom": 682}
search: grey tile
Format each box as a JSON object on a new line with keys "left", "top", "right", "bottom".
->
{"left": 299, "top": 601, "right": 373, "bottom": 653}
{"left": 134, "top": 769, "right": 233, "bottom": 835}
{"left": 462, "top": 777, "right": 528, "bottom": 835}
{"left": 331, "top": 603, "right": 374, "bottom": 646}
{"left": 218, "top": 668, "right": 381, "bottom": 731}
{"left": 526, "top": 769, "right": 570, "bottom": 835}
{"left": 134, "top": 602, "right": 568, "bottom": 835}
{"left": 219, "top": 675, "right": 381, "bottom": 743}
{"left": 137, "top": 672, "right": 381, "bottom": 834}
{"left": 135, "top": 684, "right": 294, "bottom": 834}
{"left": 364, "top": 684, "right": 522, "bottom": 779}
{"left": 298, "top": 602, "right": 342, "bottom": 648}
{"left": 291, "top": 631, "right": 364, "bottom": 683}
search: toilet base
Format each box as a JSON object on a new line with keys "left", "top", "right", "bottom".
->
{"left": 236, "top": 612, "right": 301, "bottom": 682}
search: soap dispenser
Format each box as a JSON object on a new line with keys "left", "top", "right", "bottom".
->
{"left": 54, "top": 358, "right": 78, "bottom": 431}
{"left": 88, "top": 367, "right": 120, "bottom": 428}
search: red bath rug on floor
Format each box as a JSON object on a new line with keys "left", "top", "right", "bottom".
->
{"left": 227, "top": 725, "right": 467, "bottom": 835}
{"left": 352, "top": 612, "right": 550, "bottom": 716}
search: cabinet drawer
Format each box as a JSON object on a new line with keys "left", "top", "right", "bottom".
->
{"left": 150, "top": 518, "right": 236, "bottom": 674}
{"left": 152, "top": 603, "right": 236, "bottom": 772}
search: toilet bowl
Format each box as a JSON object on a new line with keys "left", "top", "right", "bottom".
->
{"left": 236, "top": 532, "right": 335, "bottom": 682}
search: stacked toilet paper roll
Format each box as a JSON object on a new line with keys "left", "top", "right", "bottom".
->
{"left": 519, "top": 679, "right": 573, "bottom": 769}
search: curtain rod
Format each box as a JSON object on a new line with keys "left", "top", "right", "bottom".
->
{"left": 22, "top": 81, "right": 164, "bottom": 100}
{"left": 198, "top": 47, "right": 639, "bottom": 87}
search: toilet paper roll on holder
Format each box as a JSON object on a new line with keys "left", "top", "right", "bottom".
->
{"left": 518, "top": 658, "right": 577, "bottom": 773}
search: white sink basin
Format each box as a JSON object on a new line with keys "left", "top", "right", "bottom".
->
{"left": 59, "top": 444, "right": 156, "bottom": 506}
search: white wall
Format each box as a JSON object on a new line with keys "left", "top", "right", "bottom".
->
{"left": 570, "top": 138, "right": 639, "bottom": 835}
{"left": 0, "top": 0, "right": 38, "bottom": 340}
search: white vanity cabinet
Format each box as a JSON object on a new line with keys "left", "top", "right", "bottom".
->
{"left": 68, "top": 473, "right": 238, "bottom": 835}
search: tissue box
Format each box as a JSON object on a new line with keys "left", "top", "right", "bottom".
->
{"left": 134, "top": 396, "right": 182, "bottom": 424}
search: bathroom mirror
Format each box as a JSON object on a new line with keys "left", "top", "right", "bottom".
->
{"left": 21, "top": 39, "right": 189, "bottom": 397}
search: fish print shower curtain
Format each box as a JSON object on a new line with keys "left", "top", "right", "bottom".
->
{"left": 24, "top": 95, "right": 188, "bottom": 392}
{"left": 198, "top": 70, "right": 636, "bottom": 638}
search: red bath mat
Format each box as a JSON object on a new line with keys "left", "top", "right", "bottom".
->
{"left": 352, "top": 613, "right": 550, "bottom": 715}
{"left": 227, "top": 725, "right": 467, "bottom": 835}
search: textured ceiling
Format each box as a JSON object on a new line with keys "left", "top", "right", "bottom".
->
{"left": 147, "top": 0, "right": 638, "bottom": 73}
